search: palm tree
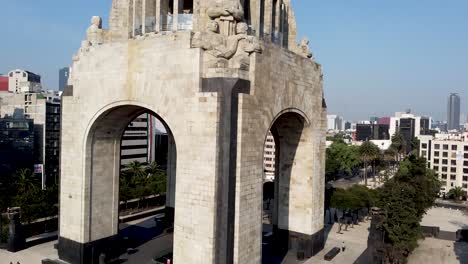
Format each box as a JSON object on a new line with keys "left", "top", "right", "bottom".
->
{"left": 15, "top": 168, "right": 38, "bottom": 193}
{"left": 122, "top": 161, "right": 146, "bottom": 179}
{"left": 390, "top": 131, "right": 406, "bottom": 163}
{"left": 447, "top": 187, "right": 466, "bottom": 201}
{"left": 359, "top": 141, "right": 380, "bottom": 186}
{"left": 384, "top": 148, "right": 397, "bottom": 175}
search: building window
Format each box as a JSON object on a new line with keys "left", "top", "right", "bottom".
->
{"left": 464, "top": 168, "right": 468, "bottom": 174}
{"left": 434, "top": 151, "right": 440, "bottom": 157}
{"left": 441, "top": 174, "right": 447, "bottom": 180}
{"left": 442, "top": 159, "right": 448, "bottom": 165}
{"left": 422, "top": 143, "right": 428, "bottom": 149}
{"left": 451, "top": 160, "right": 457, "bottom": 166}
{"left": 465, "top": 153, "right": 468, "bottom": 159}
{"left": 451, "top": 182, "right": 454, "bottom": 187}
{"left": 443, "top": 145, "right": 449, "bottom": 150}
{"left": 434, "top": 166, "right": 439, "bottom": 171}
{"left": 443, "top": 152, "right": 448, "bottom": 158}
{"left": 464, "top": 161, "right": 468, "bottom": 167}
{"left": 451, "top": 168, "right": 456, "bottom": 173}
{"left": 464, "top": 176, "right": 468, "bottom": 182}
{"left": 422, "top": 151, "right": 427, "bottom": 157}
{"left": 452, "top": 145, "right": 458, "bottom": 151}
{"left": 435, "top": 144, "right": 440, "bottom": 150}
{"left": 465, "top": 146, "right": 468, "bottom": 152}
{"left": 464, "top": 184, "right": 468, "bottom": 189}
{"left": 442, "top": 167, "right": 448, "bottom": 172}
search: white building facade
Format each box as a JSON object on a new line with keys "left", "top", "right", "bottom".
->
{"left": 8, "top": 69, "right": 42, "bottom": 93}
{"left": 420, "top": 133, "right": 468, "bottom": 194}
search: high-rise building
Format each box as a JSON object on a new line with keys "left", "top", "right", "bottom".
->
{"left": 0, "top": 117, "right": 35, "bottom": 176}
{"left": 345, "top": 121, "right": 352, "bottom": 130}
{"left": 263, "top": 132, "right": 276, "bottom": 182}
{"left": 356, "top": 124, "right": 390, "bottom": 141}
{"left": 0, "top": 75, "right": 8, "bottom": 92}
{"left": 420, "top": 134, "right": 468, "bottom": 194}
{"left": 0, "top": 90, "right": 61, "bottom": 186}
{"left": 327, "top": 114, "right": 344, "bottom": 131}
{"left": 121, "top": 114, "right": 151, "bottom": 165}
{"left": 447, "top": 93, "right": 461, "bottom": 131}
{"left": 59, "top": 67, "right": 70, "bottom": 92}
{"left": 8, "top": 69, "right": 42, "bottom": 93}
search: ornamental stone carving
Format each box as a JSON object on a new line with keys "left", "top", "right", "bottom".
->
{"left": 86, "top": 16, "right": 105, "bottom": 46}
{"left": 192, "top": 1, "right": 262, "bottom": 70}
{"left": 297, "top": 37, "right": 313, "bottom": 59}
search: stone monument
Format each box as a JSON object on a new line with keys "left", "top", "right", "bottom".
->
{"left": 56, "top": 0, "right": 327, "bottom": 263}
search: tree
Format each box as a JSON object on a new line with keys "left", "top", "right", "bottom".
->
{"left": 326, "top": 142, "right": 360, "bottom": 181}
{"left": 359, "top": 141, "right": 380, "bottom": 186}
{"left": 390, "top": 132, "right": 406, "bottom": 162}
{"left": 447, "top": 186, "right": 466, "bottom": 201}
{"left": 411, "top": 137, "right": 420, "bottom": 157}
{"left": 376, "top": 155, "right": 441, "bottom": 263}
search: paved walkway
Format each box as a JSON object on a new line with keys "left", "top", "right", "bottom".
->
{"left": 421, "top": 207, "right": 468, "bottom": 232}
{"left": 304, "top": 221, "right": 370, "bottom": 264}
{"left": 0, "top": 240, "right": 58, "bottom": 264}
{"left": 408, "top": 238, "right": 468, "bottom": 264}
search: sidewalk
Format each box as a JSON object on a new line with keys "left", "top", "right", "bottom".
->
{"left": 0, "top": 240, "right": 58, "bottom": 264}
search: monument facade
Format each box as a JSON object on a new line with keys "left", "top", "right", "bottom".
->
{"left": 58, "top": 0, "right": 326, "bottom": 263}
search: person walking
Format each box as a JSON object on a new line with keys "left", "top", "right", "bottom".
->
{"left": 342, "top": 241, "right": 346, "bottom": 252}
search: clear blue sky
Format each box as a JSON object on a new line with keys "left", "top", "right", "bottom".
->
{"left": 1, "top": 0, "right": 467, "bottom": 121}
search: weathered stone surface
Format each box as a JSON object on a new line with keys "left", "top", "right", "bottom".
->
{"left": 57, "top": 1, "right": 326, "bottom": 263}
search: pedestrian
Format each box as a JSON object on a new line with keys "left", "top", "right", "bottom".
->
{"left": 342, "top": 241, "right": 346, "bottom": 252}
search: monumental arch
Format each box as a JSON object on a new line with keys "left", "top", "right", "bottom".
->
{"left": 58, "top": 0, "right": 326, "bottom": 263}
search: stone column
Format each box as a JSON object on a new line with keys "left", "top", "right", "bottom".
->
{"left": 173, "top": 0, "right": 180, "bottom": 31}
{"left": 142, "top": 0, "right": 146, "bottom": 34}
{"left": 6, "top": 208, "right": 25, "bottom": 253}
{"left": 155, "top": 0, "right": 160, "bottom": 32}
{"left": 132, "top": 0, "right": 136, "bottom": 37}
{"left": 263, "top": 0, "right": 272, "bottom": 38}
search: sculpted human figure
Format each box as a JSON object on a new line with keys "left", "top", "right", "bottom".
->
{"left": 192, "top": 20, "right": 225, "bottom": 51}
{"left": 86, "top": 16, "right": 104, "bottom": 45}
{"left": 298, "top": 37, "right": 313, "bottom": 59}
{"left": 230, "top": 22, "right": 262, "bottom": 70}
{"left": 207, "top": 0, "right": 244, "bottom": 21}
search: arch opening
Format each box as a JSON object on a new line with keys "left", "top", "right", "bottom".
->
{"left": 261, "top": 111, "right": 313, "bottom": 263}
{"left": 84, "top": 105, "right": 176, "bottom": 263}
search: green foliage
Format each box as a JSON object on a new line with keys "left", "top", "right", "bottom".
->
{"left": 390, "top": 132, "right": 406, "bottom": 160}
{"left": 0, "top": 169, "right": 58, "bottom": 223}
{"left": 359, "top": 141, "right": 380, "bottom": 163}
{"left": 330, "top": 185, "right": 376, "bottom": 210}
{"left": 376, "top": 155, "right": 441, "bottom": 262}
{"left": 119, "top": 161, "right": 167, "bottom": 208}
{"left": 411, "top": 137, "right": 421, "bottom": 156}
{"left": 326, "top": 141, "right": 360, "bottom": 181}
{"left": 0, "top": 214, "right": 9, "bottom": 243}
{"left": 447, "top": 186, "right": 467, "bottom": 201}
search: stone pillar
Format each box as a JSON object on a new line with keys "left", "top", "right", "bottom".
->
{"left": 6, "top": 208, "right": 25, "bottom": 252}
{"left": 263, "top": 0, "right": 272, "bottom": 38}
{"left": 142, "top": 0, "right": 146, "bottom": 34}
{"left": 132, "top": 0, "right": 136, "bottom": 37}
{"left": 155, "top": 0, "right": 160, "bottom": 32}
{"left": 165, "top": 135, "right": 177, "bottom": 224}
{"left": 173, "top": 0, "right": 180, "bottom": 31}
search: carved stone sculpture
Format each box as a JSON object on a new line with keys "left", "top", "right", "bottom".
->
{"left": 298, "top": 37, "right": 313, "bottom": 59}
{"left": 207, "top": 1, "right": 244, "bottom": 21}
{"left": 230, "top": 22, "right": 262, "bottom": 70}
{"left": 86, "top": 16, "right": 104, "bottom": 46}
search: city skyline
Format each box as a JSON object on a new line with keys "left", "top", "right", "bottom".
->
{"left": 1, "top": 0, "right": 467, "bottom": 120}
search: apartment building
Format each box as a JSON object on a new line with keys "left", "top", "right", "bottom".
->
{"left": 420, "top": 133, "right": 468, "bottom": 194}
